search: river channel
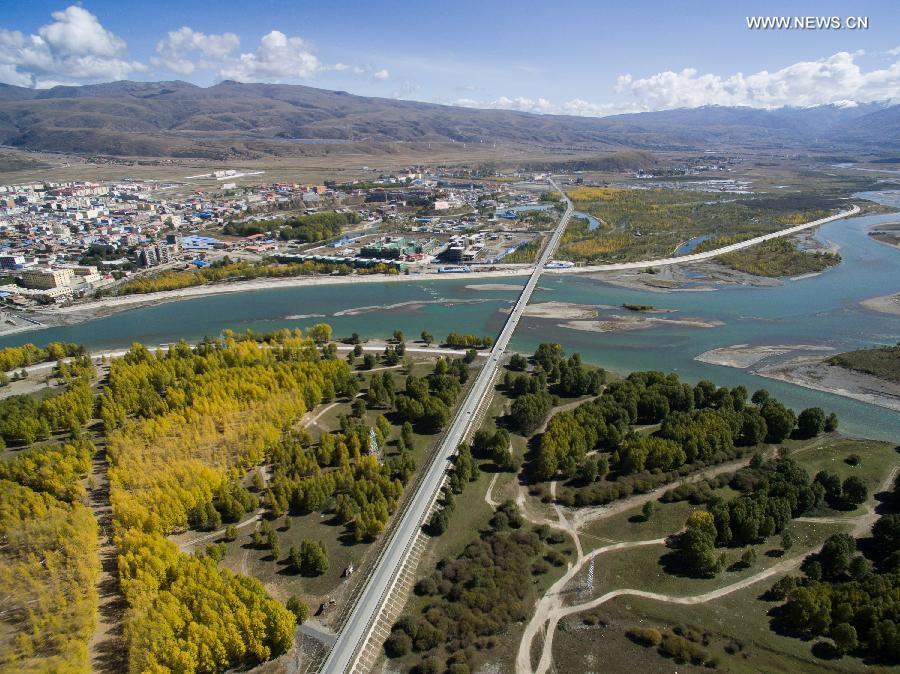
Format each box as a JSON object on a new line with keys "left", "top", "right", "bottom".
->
{"left": 2, "top": 192, "right": 898, "bottom": 439}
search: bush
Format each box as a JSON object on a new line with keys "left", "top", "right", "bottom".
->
{"left": 658, "top": 633, "right": 707, "bottom": 665}
{"left": 385, "top": 630, "right": 412, "bottom": 657}
{"left": 286, "top": 595, "right": 309, "bottom": 623}
{"left": 626, "top": 626, "right": 662, "bottom": 647}
{"left": 842, "top": 476, "right": 868, "bottom": 506}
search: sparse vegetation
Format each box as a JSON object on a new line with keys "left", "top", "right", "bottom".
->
{"left": 563, "top": 187, "right": 839, "bottom": 263}
{"left": 711, "top": 237, "right": 841, "bottom": 277}
{"left": 827, "top": 342, "right": 900, "bottom": 384}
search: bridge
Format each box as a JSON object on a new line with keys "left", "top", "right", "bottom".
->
{"left": 319, "top": 180, "right": 574, "bottom": 673}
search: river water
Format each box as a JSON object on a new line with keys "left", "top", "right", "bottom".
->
{"left": 2, "top": 192, "right": 898, "bottom": 439}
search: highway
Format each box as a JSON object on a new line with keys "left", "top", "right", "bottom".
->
{"left": 320, "top": 181, "right": 574, "bottom": 673}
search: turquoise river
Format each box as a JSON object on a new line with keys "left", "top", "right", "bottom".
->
{"left": 2, "top": 191, "right": 899, "bottom": 440}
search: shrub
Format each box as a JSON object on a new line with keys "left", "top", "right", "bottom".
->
{"left": 658, "top": 633, "right": 707, "bottom": 665}
{"left": 626, "top": 626, "right": 663, "bottom": 647}
{"left": 385, "top": 631, "right": 412, "bottom": 657}
{"left": 286, "top": 596, "right": 309, "bottom": 623}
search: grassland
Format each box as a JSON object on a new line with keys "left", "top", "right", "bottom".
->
{"left": 385, "top": 339, "right": 898, "bottom": 674}
{"left": 699, "top": 236, "right": 842, "bottom": 277}
{"left": 561, "top": 186, "right": 843, "bottom": 264}
{"left": 543, "top": 435, "right": 896, "bottom": 674}
{"left": 827, "top": 343, "right": 900, "bottom": 384}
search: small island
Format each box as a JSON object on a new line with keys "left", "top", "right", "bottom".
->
{"left": 827, "top": 343, "right": 900, "bottom": 384}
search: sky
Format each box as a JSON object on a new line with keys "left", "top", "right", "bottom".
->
{"left": 1, "top": 1, "right": 899, "bottom": 116}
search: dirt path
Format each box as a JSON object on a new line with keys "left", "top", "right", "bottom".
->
{"left": 175, "top": 508, "right": 266, "bottom": 552}
{"left": 485, "top": 473, "right": 500, "bottom": 508}
{"left": 550, "top": 481, "right": 582, "bottom": 559}
{"left": 531, "top": 550, "right": 807, "bottom": 674}
{"left": 86, "top": 448, "right": 127, "bottom": 674}
{"left": 515, "top": 537, "right": 666, "bottom": 674}
{"left": 517, "top": 447, "right": 894, "bottom": 673}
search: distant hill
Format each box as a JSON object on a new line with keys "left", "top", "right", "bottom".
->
{"left": 0, "top": 80, "right": 895, "bottom": 158}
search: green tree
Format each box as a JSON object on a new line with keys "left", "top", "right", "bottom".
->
{"left": 842, "top": 476, "right": 868, "bottom": 506}
{"left": 299, "top": 539, "right": 329, "bottom": 575}
{"left": 385, "top": 631, "right": 412, "bottom": 657}
{"left": 819, "top": 533, "right": 855, "bottom": 578}
{"left": 352, "top": 398, "right": 367, "bottom": 418}
{"left": 740, "top": 408, "right": 768, "bottom": 445}
{"left": 781, "top": 530, "right": 794, "bottom": 552}
{"left": 401, "top": 421, "right": 414, "bottom": 449}
{"left": 508, "top": 353, "right": 528, "bottom": 371}
{"left": 428, "top": 508, "right": 449, "bottom": 536}
{"left": 509, "top": 391, "right": 552, "bottom": 434}
{"left": 872, "top": 513, "right": 900, "bottom": 551}
{"left": 785, "top": 584, "right": 832, "bottom": 634}
{"left": 679, "top": 510, "right": 720, "bottom": 577}
{"left": 815, "top": 470, "right": 843, "bottom": 503}
{"left": 289, "top": 545, "right": 302, "bottom": 573}
{"left": 286, "top": 595, "right": 310, "bottom": 623}
{"left": 797, "top": 407, "right": 826, "bottom": 438}
{"left": 832, "top": 622, "right": 858, "bottom": 654}
{"left": 420, "top": 331, "right": 434, "bottom": 346}
{"left": 761, "top": 399, "right": 796, "bottom": 442}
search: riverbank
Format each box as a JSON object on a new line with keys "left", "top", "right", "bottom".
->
{"left": 696, "top": 343, "right": 835, "bottom": 369}
{"left": 861, "top": 292, "right": 900, "bottom": 317}
{"left": 755, "top": 355, "right": 900, "bottom": 413}
{"left": 561, "top": 314, "right": 724, "bottom": 333}
{"left": 581, "top": 261, "right": 783, "bottom": 293}
{"left": 0, "top": 205, "right": 863, "bottom": 338}
{"left": 0, "top": 268, "right": 532, "bottom": 338}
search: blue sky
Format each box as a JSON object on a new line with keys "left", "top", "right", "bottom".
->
{"left": 1, "top": 1, "right": 899, "bottom": 115}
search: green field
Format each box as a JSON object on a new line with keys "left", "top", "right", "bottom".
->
{"left": 827, "top": 343, "right": 900, "bottom": 384}
{"left": 713, "top": 237, "right": 841, "bottom": 277}
{"left": 561, "top": 186, "right": 844, "bottom": 263}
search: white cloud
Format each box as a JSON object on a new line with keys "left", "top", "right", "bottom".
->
{"left": 452, "top": 95, "right": 643, "bottom": 117}
{"left": 0, "top": 9, "right": 387, "bottom": 88}
{"left": 888, "top": 46, "right": 900, "bottom": 56}
{"left": 453, "top": 51, "right": 900, "bottom": 118}
{"left": 217, "top": 30, "right": 321, "bottom": 81}
{"left": 153, "top": 27, "right": 239, "bottom": 76}
{"left": 0, "top": 5, "right": 143, "bottom": 88}
{"left": 616, "top": 51, "right": 900, "bottom": 109}
{"left": 212, "top": 31, "right": 388, "bottom": 84}
{"left": 328, "top": 63, "right": 389, "bottom": 80}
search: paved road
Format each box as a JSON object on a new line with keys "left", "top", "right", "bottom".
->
{"left": 320, "top": 181, "right": 574, "bottom": 673}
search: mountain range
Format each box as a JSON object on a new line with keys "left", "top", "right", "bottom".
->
{"left": 0, "top": 80, "right": 896, "bottom": 159}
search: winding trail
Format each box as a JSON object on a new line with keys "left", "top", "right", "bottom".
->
{"left": 516, "top": 537, "right": 667, "bottom": 674}
{"left": 516, "top": 452, "right": 896, "bottom": 673}
{"left": 530, "top": 549, "right": 807, "bottom": 674}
